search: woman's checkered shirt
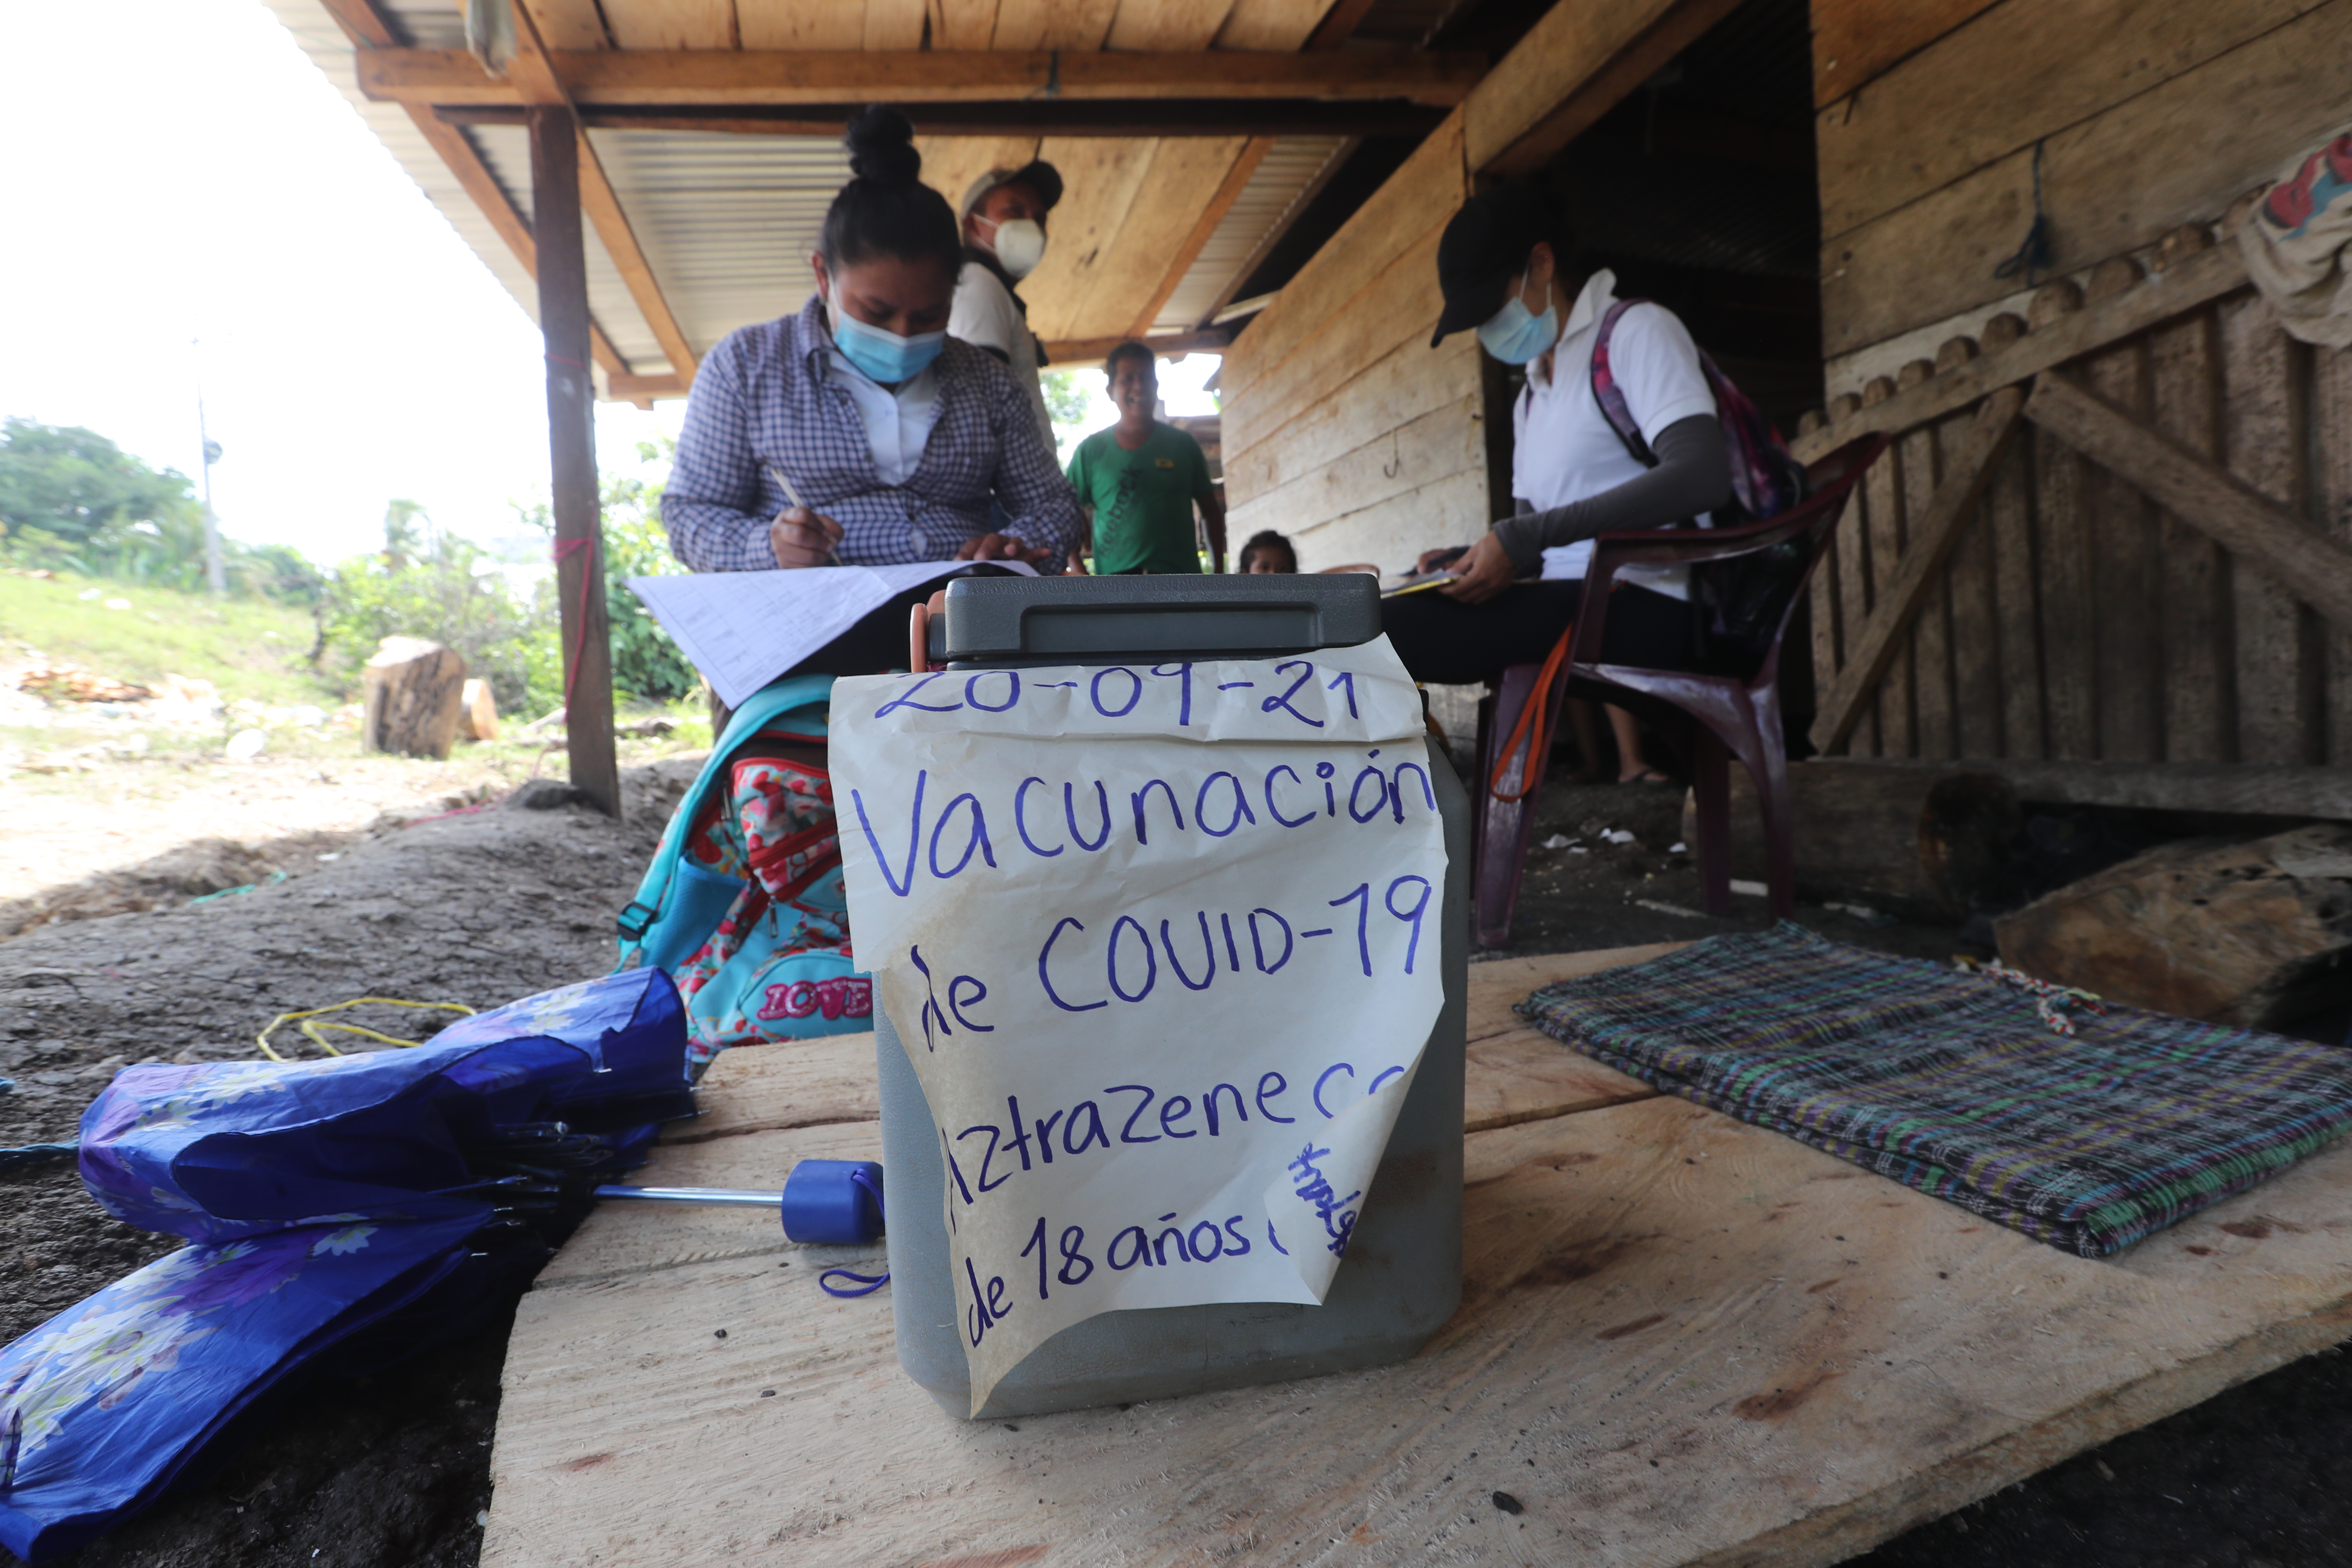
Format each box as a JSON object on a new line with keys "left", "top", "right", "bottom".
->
{"left": 661, "top": 294, "right": 1084, "bottom": 572}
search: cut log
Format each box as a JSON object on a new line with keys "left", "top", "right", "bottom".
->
{"left": 1681, "top": 762, "right": 2022, "bottom": 921}
{"left": 1994, "top": 824, "right": 2352, "bottom": 1030}
{"left": 361, "top": 637, "right": 467, "bottom": 760}
{"left": 458, "top": 678, "right": 500, "bottom": 741}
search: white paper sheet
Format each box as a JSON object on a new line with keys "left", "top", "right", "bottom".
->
{"left": 830, "top": 635, "right": 1448, "bottom": 1414}
{"left": 625, "top": 561, "right": 1036, "bottom": 707}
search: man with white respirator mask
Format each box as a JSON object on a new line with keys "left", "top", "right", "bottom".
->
{"left": 949, "top": 160, "right": 1064, "bottom": 445}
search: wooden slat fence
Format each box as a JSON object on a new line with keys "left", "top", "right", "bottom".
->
{"left": 1798, "top": 223, "right": 2352, "bottom": 767}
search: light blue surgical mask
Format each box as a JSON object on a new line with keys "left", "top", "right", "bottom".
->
{"left": 830, "top": 290, "right": 946, "bottom": 384}
{"left": 1476, "top": 273, "right": 1559, "bottom": 365}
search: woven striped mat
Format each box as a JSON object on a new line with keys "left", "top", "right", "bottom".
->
{"left": 1515, "top": 922, "right": 2352, "bottom": 1257}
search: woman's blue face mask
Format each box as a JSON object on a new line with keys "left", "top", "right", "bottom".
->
{"left": 830, "top": 287, "right": 946, "bottom": 383}
{"left": 1476, "top": 270, "right": 1558, "bottom": 365}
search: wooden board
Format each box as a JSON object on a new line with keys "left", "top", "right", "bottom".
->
{"left": 1057, "top": 136, "right": 1256, "bottom": 342}
{"left": 660, "top": 1034, "right": 882, "bottom": 1144}
{"left": 1809, "top": 0, "right": 2000, "bottom": 107}
{"left": 1214, "top": 0, "right": 1333, "bottom": 49}
{"left": 1461, "top": 0, "right": 1733, "bottom": 175}
{"left": 931, "top": 0, "right": 1004, "bottom": 51}
{"left": 1818, "top": 0, "right": 2352, "bottom": 356}
{"left": 1220, "top": 224, "right": 1456, "bottom": 472}
{"left": 2082, "top": 260, "right": 2162, "bottom": 764}
{"left": 1220, "top": 115, "right": 1463, "bottom": 403}
{"left": 1816, "top": 0, "right": 2303, "bottom": 238}
{"left": 1273, "top": 468, "right": 1493, "bottom": 575}
{"left": 989, "top": 0, "right": 1119, "bottom": 48}
{"left": 2220, "top": 292, "right": 2309, "bottom": 767}
{"left": 597, "top": 0, "right": 734, "bottom": 48}
{"left": 1223, "top": 395, "right": 1484, "bottom": 538}
{"left": 2318, "top": 343, "right": 2352, "bottom": 765}
{"left": 520, "top": 0, "right": 610, "bottom": 50}
{"left": 735, "top": 0, "right": 864, "bottom": 47}
{"left": 914, "top": 135, "right": 1041, "bottom": 222}
{"left": 2147, "top": 232, "right": 2234, "bottom": 764}
{"left": 1859, "top": 378, "right": 1911, "bottom": 756}
{"left": 1222, "top": 328, "right": 1480, "bottom": 494}
{"left": 1792, "top": 242, "right": 2249, "bottom": 466}
{"left": 1896, "top": 361, "right": 1953, "bottom": 759}
{"left": 1105, "top": 0, "right": 1243, "bottom": 49}
{"left": 1804, "top": 756, "right": 2352, "bottom": 821}
{"left": 1020, "top": 138, "right": 1161, "bottom": 344}
{"left": 487, "top": 1084, "right": 2352, "bottom": 1568}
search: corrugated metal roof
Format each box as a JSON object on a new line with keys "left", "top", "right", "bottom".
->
{"left": 1149, "top": 137, "right": 1348, "bottom": 335}
{"left": 254, "top": 0, "right": 1371, "bottom": 393}
{"left": 585, "top": 131, "right": 851, "bottom": 350}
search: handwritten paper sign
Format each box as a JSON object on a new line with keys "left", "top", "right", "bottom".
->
{"left": 830, "top": 635, "right": 1448, "bottom": 1414}
{"left": 627, "top": 561, "right": 1037, "bottom": 710}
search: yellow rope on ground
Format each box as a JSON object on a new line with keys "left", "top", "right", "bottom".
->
{"left": 256, "top": 997, "right": 478, "bottom": 1061}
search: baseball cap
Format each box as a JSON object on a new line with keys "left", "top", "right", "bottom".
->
{"left": 961, "top": 160, "right": 1065, "bottom": 219}
{"left": 1430, "top": 186, "right": 1554, "bottom": 347}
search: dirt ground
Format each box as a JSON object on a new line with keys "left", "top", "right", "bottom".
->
{"left": 2, "top": 756, "right": 2347, "bottom": 1567}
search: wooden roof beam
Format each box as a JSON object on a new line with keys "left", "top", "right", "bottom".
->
{"left": 316, "top": 0, "right": 634, "bottom": 385}
{"left": 438, "top": 101, "right": 1446, "bottom": 137}
{"left": 508, "top": 0, "right": 700, "bottom": 385}
{"left": 1044, "top": 328, "right": 1233, "bottom": 366}
{"left": 358, "top": 47, "right": 1486, "bottom": 107}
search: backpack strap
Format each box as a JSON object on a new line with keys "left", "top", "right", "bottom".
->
{"left": 1588, "top": 298, "right": 1659, "bottom": 470}
{"left": 613, "top": 671, "right": 837, "bottom": 970}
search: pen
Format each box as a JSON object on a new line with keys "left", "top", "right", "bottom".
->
{"left": 766, "top": 463, "right": 844, "bottom": 567}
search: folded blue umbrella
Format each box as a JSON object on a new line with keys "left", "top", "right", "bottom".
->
{"left": 0, "top": 968, "right": 692, "bottom": 1562}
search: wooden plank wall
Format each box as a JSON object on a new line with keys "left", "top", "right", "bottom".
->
{"left": 1808, "top": 0, "right": 2352, "bottom": 764}
{"left": 1219, "top": 0, "right": 1727, "bottom": 571}
{"left": 1220, "top": 121, "right": 1488, "bottom": 571}
{"left": 1813, "top": 0, "right": 2352, "bottom": 363}
{"left": 1804, "top": 243, "right": 2350, "bottom": 766}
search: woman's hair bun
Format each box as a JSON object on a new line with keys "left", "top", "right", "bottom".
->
{"left": 844, "top": 105, "right": 922, "bottom": 187}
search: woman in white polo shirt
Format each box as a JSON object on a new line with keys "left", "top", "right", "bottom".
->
{"left": 1382, "top": 185, "right": 1730, "bottom": 783}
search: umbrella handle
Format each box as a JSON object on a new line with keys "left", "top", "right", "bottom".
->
{"left": 594, "top": 1159, "right": 885, "bottom": 1246}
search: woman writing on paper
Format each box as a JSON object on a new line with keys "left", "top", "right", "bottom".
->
{"left": 1381, "top": 186, "right": 1732, "bottom": 784}
{"left": 662, "top": 107, "right": 1084, "bottom": 589}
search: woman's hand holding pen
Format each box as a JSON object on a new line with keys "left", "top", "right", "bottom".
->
{"left": 769, "top": 506, "right": 845, "bottom": 569}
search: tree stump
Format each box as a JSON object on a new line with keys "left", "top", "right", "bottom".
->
{"left": 1681, "top": 762, "right": 2024, "bottom": 921}
{"left": 361, "top": 637, "right": 466, "bottom": 760}
{"left": 458, "top": 678, "right": 500, "bottom": 742}
{"left": 1995, "top": 824, "right": 2352, "bottom": 1029}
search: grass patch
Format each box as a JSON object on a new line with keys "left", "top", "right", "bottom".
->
{"left": 0, "top": 571, "right": 343, "bottom": 706}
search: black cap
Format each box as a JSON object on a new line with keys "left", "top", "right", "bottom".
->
{"left": 1430, "top": 187, "right": 1550, "bottom": 347}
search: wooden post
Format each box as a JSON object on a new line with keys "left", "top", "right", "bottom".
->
{"left": 530, "top": 102, "right": 622, "bottom": 821}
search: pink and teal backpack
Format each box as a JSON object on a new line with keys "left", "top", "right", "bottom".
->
{"left": 615, "top": 675, "right": 870, "bottom": 1068}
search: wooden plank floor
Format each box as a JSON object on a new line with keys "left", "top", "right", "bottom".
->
{"left": 485, "top": 943, "right": 2352, "bottom": 1568}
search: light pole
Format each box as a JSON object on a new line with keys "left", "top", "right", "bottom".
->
{"left": 194, "top": 341, "right": 225, "bottom": 595}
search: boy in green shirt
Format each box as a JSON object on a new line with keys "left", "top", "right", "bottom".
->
{"left": 1066, "top": 341, "right": 1227, "bottom": 574}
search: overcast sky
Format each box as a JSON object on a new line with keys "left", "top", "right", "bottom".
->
{"left": 0, "top": 0, "right": 1215, "bottom": 568}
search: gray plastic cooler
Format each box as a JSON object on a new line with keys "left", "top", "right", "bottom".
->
{"left": 873, "top": 573, "right": 1470, "bottom": 1418}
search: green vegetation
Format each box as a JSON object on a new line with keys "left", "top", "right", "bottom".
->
{"left": 0, "top": 418, "right": 322, "bottom": 601}
{"left": 2, "top": 419, "right": 698, "bottom": 730}
{"left": 596, "top": 442, "right": 698, "bottom": 704}
{"left": 319, "top": 445, "right": 696, "bottom": 721}
{"left": 0, "top": 569, "right": 341, "bottom": 706}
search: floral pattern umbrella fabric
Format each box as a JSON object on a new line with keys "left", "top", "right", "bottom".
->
{"left": 0, "top": 969, "right": 691, "bottom": 1562}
